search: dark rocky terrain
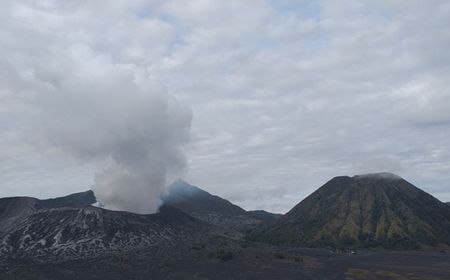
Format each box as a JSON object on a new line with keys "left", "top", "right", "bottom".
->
{"left": 249, "top": 173, "right": 450, "bottom": 249}
{"left": 0, "top": 180, "right": 280, "bottom": 264}
{"left": 1, "top": 243, "right": 449, "bottom": 280}
{"left": 1, "top": 174, "right": 450, "bottom": 279}
{"left": 0, "top": 195, "right": 214, "bottom": 262}
{"left": 39, "top": 190, "right": 96, "bottom": 208}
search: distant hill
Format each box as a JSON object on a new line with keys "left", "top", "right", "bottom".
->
{"left": 163, "top": 180, "right": 281, "bottom": 223}
{"left": 162, "top": 180, "right": 275, "bottom": 233}
{"left": 163, "top": 180, "right": 248, "bottom": 216}
{"left": 249, "top": 173, "right": 450, "bottom": 249}
{"left": 247, "top": 210, "right": 282, "bottom": 223}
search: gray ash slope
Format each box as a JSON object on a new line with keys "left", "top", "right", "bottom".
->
{"left": 39, "top": 190, "right": 95, "bottom": 208}
{"left": 0, "top": 195, "right": 214, "bottom": 262}
{"left": 249, "top": 173, "right": 450, "bottom": 249}
{"left": 0, "top": 181, "right": 280, "bottom": 262}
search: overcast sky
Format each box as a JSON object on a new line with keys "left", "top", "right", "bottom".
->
{"left": 1, "top": 0, "right": 450, "bottom": 213}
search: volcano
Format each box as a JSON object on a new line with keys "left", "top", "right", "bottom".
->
{"left": 249, "top": 173, "right": 450, "bottom": 249}
{"left": 0, "top": 195, "right": 212, "bottom": 262}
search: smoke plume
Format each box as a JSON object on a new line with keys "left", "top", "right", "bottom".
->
{"left": 0, "top": 0, "right": 193, "bottom": 214}
{"left": 29, "top": 47, "right": 192, "bottom": 214}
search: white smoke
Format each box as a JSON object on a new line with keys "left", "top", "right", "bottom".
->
{"left": 37, "top": 50, "right": 191, "bottom": 214}
{"left": 3, "top": 43, "right": 192, "bottom": 214}
{"left": 0, "top": 1, "right": 193, "bottom": 214}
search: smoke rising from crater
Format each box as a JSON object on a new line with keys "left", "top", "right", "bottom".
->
{"left": 0, "top": 0, "right": 193, "bottom": 214}
{"left": 31, "top": 48, "right": 192, "bottom": 214}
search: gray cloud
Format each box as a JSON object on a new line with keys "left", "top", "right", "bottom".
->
{"left": 0, "top": 0, "right": 449, "bottom": 213}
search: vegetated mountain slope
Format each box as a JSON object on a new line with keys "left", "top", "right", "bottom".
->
{"left": 249, "top": 173, "right": 450, "bottom": 249}
{"left": 162, "top": 180, "right": 263, "bottom": 233}
{"left": 0, "top": 195, "right": 213, "bottom": 262}
{"left": 247, "top": 210, "right": 283, "bottom": 223}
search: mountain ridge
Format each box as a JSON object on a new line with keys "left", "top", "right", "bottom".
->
{"left": 162, "top": 180, "right": 277, "bottom": 234}
{"left": 0, "top": 180, "right": 280, "bottom": 262}
{"left": 163, "top": 180, "right": 248, "bottom": 216}
{"left": 0, "top": 201, "right": 213, "bottom": 262}
{"left": 40, "top": 190, "right": 96, "bottom": 208}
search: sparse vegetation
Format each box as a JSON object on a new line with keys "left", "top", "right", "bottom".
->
{"left": 249, "top": 174, "right": 450, "bottom": 249}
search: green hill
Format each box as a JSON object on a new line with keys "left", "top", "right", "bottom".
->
{"left": 249, "top": 173, "right": 450, "bottom": 249}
